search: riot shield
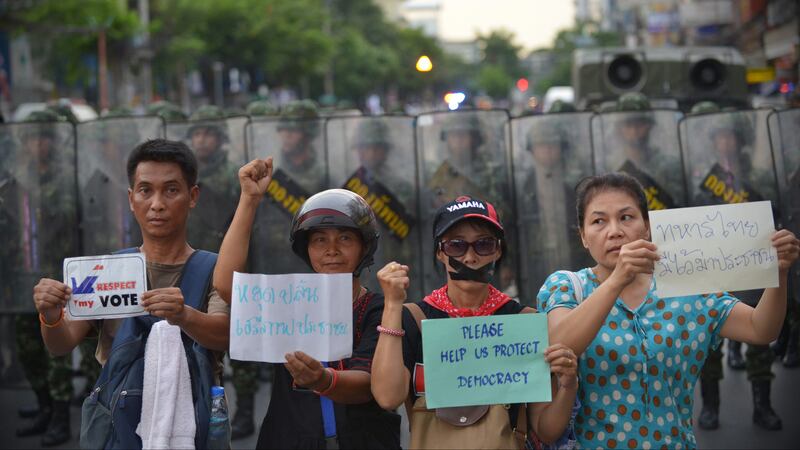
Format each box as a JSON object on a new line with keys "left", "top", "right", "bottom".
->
{"left": 245, "top": 117, "right": 328, "bottom": 275}
{"left": 768, "top": 108, "right": 800, "bottom": 299}
{"left": 680, "top": 108, "right": 779, "bottom": 305}
{"left": 415, "top": 110, "right": 516, "bottom": 296}
{"left": 591, "top": 109, "right": 686, "bottom": 208}
{"left": 167, "top": 117, "right": 247, "bottom": 252}
{"left": 326, "top": 115, "right": 423, "bottom": 299}
{"left": 679, "top": 109, "right": 779, "bottom": 208}
{"left": 76, "top": 116, "right": 165, "bottom": 254}
{"left": 0, "top": 122, "right": 78, "bottom": 312}
{"left": 510, "top": 112, "right": 596, "bottom": 304}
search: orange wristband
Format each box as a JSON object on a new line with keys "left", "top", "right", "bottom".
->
{"left": 39, "top": 309, "right": 64, "bottom": 328}
{"left": 314, "top": 368, "right": 339, "bottom": 396}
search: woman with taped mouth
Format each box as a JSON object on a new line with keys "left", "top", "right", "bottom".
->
{"left": 536, "top": 173, "right": 799, "bottom": 449}
{"left": 213, "top": 158, "right": 400, "bottom": 449}
{"left": 371, "top": 195, "right": 579, "bottom": 449}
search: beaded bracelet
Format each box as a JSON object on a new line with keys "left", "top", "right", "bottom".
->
{"left": 39, "top": 309, "right": 65, "bottom": 328}
{"left": 376, "top": 325, "right": 405, "bottom": 337}
{"left": 314, "top": 367, "right": 339, "bottom": 396}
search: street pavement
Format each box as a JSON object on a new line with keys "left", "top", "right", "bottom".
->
{"left": 1, "top": 361, "right": 797, "bottom": 449}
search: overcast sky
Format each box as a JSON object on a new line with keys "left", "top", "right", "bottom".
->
{"left": 436, "top": 0, "right": 575, "bottom": 52}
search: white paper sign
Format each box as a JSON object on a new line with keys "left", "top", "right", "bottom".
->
{"left": 63, "top": 253, "right": 147, "bottom": 320}
{"left": 229, "top": 272, "right": 353, "bottom": 363}
{"left": 650, "top": 201, "right": 778, "bottom": 298}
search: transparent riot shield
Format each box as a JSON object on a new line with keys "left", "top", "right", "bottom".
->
{"left": 768, "top": 108, "right": 800, "bottom": 299}
{"left": 326, "top": 115, "right": 423, "bottom": 299}
{"left": 415, "top": 110, "right": 516, "bottom": 296}
{"left": 679, "top": 109, "right": 779, "bottom": 207}
{"left": 510, "top": 112, "right": 596, "bottom": 305}
{"left": 680, "top": 108, "right": 779, "bottom": 305}
{"left": 167, "top": 117, "right": 247, "bottom": 252}
{"left": 0, "top": 122, "right": 78, "bottom": 313}
{"left": 76, "top": 117, "right": 165, "bottom": 254}
{"left": 591, "top": 109, "right": 686, "bottom": 208}
{"left": 245, "top": 117, "right": 328, "bottom": 275}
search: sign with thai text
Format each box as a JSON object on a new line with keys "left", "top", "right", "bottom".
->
{"left": 229, "top": 272, "right": 353, "bottom": 363}
{"left": 651, "top": 201, "right": 778, "bottom": 298}
{"left": 63, "top": 253, "right": 147, "bottom": 320}
{"left": 421, "top": 314, "right": 551, "bottom": 408}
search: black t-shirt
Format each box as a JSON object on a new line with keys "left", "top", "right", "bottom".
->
{"left": 399, "top": 300, "right": 526, "bottom": 399}
{"left": 256, "top": 292, "right": 401, "bottom": 450}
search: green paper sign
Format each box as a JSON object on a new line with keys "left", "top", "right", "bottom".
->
{"left": 421, "top": 313, "right": 552, "bottom": 408}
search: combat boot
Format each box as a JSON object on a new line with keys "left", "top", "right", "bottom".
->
{"left": 18, "top": 387, "right": 51, "bottom": 419}
{"left": 698, "top": 379, "right": 720, "bottom": 430}
{"left": 727, "top": 340, "right": 745, "bottom": 370}
{"left": 782, "top": 325, "right": 799, "bottom": 368}
{"left": 231, "top": 395, "right": 255, "bottom": 440}
{"left": 752, "top": 380, "right": 782, "bottom": 430}
{"left": 16, "top": 389, "right": 53, "bottom": 436}
{"left": 40, "top": 400, "right": 71, "bottom": 446}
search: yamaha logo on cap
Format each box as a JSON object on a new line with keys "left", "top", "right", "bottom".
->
{"left": 433, "top": 195, "right": 503, "bottom": 239}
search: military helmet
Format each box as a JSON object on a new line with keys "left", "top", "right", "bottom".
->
{"left": 525, "top": 123, "right": 567, "bottom": 152}
{"left": 290, "top": 188, "right": 379, "bottom": 276}
{"left": 547, "top": 100, "right": 577, "bottom": 113}
{"left": 146, "top": 101, "right": 187, "bottom": 122}
{"left": 187, "top": 105, "right": 228, "bottom": 142}
{"left": 278, "top": 100, "right": 320, "bottom": 137}
{"left": 710, "top": 112, "right": 752, "bottom": 146}
{"left": 689, "top": 101, "right": 720, "bottom": 116}
{"left": 440, "top": 113, "right": 484, "bottom": 147}
{"left": 20, "top": 109, "right": 64, "bottom": 140}
{"left": 353, "top": 119, "right": 391, "bottom": 149}
{"left": 616, "top": 92, "right": 655, "bottom": 125}
{"left": 246, "top": 100, "right": 278, "bottom": 117}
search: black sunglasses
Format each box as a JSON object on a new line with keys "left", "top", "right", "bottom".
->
{"left": 438, "top": 237, "right": 500, "bottom": 257}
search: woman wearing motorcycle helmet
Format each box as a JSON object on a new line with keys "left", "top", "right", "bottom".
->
{"left": 213, "top": 158, "right": 400, "bottom": 449}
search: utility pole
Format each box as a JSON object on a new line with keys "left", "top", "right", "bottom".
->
{"left": 138, "top": 0, "right": 153, "bottom": 105}
{"left": 98, "top": 28, "right": 108, "bottom": 111}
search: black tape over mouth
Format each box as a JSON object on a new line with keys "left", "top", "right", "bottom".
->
{"left": 447, "top": 256, "right": 495, "bottom": 284}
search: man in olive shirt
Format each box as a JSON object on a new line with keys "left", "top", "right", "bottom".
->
{"left": 30, "top": 139, "right": 230, "bottom": 382}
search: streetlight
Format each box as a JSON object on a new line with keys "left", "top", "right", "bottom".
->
{"left": 416, "top": 55, "right": 433, "bottom": 72}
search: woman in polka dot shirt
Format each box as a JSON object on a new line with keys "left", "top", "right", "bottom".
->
{"left": 537, "top": 173, "right": 800, "bottom": 449}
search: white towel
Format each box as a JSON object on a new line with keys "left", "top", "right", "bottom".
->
{"left": 136, "top": 320, "right": 196, "bottom": 449}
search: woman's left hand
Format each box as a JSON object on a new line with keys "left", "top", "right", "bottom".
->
{"left": 285, "top": 351, "right": 328, "bottom": 390}
{"left": 773, "top": 229, "right": 800, "bottom": 272}
{"left": 545, "top": 343, "right": 578, "bottom": 389}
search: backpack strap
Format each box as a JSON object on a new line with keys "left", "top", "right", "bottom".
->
{"left": 178, "top": 250, "right": 218, "bottom": 311}
{"left": 113, "top": 247, "right": 140, "bottom": 255}
{"left": 557, "top": 270, "right": 584, "bottom": 304}
{"left": 403, "top": 302, "right": 426, "bottom": 331}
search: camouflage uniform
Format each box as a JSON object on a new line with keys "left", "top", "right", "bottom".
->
{"left": 146, "top": 100, "right": 187, "bottom": 122}
{"left": 12, "top": 110, "right": 77, "bottom": 444}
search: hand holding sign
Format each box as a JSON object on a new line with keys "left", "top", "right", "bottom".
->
{"left": 608, "top": 239, "right": 659, "bottom": 286}
{"left": 33, "top": 278, "right": 72, "bottom": 323}
{"left": 284, "top": 351, "right": 327, "bottom": 390}
{"left": 141, "top": 287, "right": 186, "bottom": 326}
{"left": 772, "top": 229, "right": 800, "bottom": 271}
{"left": 377, "top": 261, "right": 409, "bottom": 306}
{"left": 238, "top": 157, "right": 274, "bottom": 199}
{"left": 544, "top": 343, "right": 579, "bottom": 389}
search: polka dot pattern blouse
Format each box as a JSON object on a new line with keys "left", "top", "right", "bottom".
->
{"left": 537, "top": 269, "right": 738, "bottom": 450}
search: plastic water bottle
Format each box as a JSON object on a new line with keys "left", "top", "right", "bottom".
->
{"left": 208, "top": 386, "right": 231, "bottom": 449}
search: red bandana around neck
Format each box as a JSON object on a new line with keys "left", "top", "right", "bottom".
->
{"left": 423, "top": 284, "right": 511, "bottom": 318}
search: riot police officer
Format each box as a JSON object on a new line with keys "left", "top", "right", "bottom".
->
{"left": 689, "top": 106, "right": 783, "bottom": 431}
{"left": 246, "top": 99, "right": 279, "bottom": 117}
{"left": 12, "top": 110, "right": 77, "bottom": 446}
{"left": 276, "top": 100, "right": 326, "bottom": 193}
{"left": 146, "top": 100, "right": 187, "bottom": 122}
{"left": 184, "top": 105, "right": 240, "bottom": 253}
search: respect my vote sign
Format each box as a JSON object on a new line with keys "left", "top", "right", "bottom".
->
{"left": 229, "top": 272, "right": 353, "bottom": 363}
{"left": 651, "top": 201, "right": 778, "bottom": 298}
{"left": 422, "top": 314, "right": 551, "bottom": 408}
{"left": 63, "top": 253, "right": 147, "bottom": 320}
